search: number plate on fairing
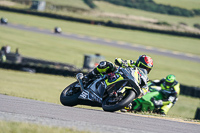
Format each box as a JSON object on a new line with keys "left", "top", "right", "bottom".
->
{"left": 78, "top": 90, "right": 102, "bottom": 103}
{"left": 79, "top": 90, "right": 89, "bottom": 99}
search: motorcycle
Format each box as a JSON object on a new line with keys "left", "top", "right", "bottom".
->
{"left": 131, "top": 81, "right": 172, "bottom": 113}
{"left": 60, "top": 67, "right": 147, "bottom": 112}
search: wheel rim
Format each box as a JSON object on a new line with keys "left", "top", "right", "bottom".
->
{"left": 64, "top": 84, "right": 80, "bottom": 96}
{"left": 105, "top": 92, "right": 126, "bottom": 105}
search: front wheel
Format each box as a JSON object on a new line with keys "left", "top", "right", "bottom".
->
{"left": 60, "top": 81, "right": 81, "bottom": 106}
{"left": 102, "top": 90, "right": 136, "bottom": 112}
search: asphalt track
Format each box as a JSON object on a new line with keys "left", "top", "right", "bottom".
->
{"left": 1, "top": 23, "right": 200, "bottom": 63}
{"left": 0, "top": 94, "right": 199, "bottom": 133}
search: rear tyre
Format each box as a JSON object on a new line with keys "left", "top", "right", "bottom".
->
{"left": 60, "top": 81, "right": 81, "bottom": 106}
{"left": 102, "top": 90, "right": 136, "bottom": 112}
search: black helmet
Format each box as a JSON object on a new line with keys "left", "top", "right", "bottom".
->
{"left": 136, "top": 55, "right": 153, "bottom": 74}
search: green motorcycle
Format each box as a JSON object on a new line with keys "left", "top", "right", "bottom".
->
{"left": 131, "top": 81, "right": 171, "bottom": 113}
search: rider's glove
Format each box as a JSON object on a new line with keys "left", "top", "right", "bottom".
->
{"left": 82, "top": 75, "right": 89, "bottom": 83}
{"left": 115, "top": 58, "right": 128, "bottom": 67}
{"left": 115, "top": 58, "right": 123, "bottom": 67}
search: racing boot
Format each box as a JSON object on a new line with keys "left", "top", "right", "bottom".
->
{"left": 160, "top": 111, "right": 166, "bottom": 116}
{"left": 120, "top": 103, "right": 133, "bottom": 112}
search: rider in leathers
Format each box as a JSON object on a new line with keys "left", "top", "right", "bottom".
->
{"left": 149, "top": 74, "right": 180, "bottom": 115}
{"left": 82, "top": 55, "right": 154, "bottom": 96}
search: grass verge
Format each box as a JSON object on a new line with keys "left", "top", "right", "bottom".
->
{"left": 0, "top": 120, "right": 91, "bottom": 133}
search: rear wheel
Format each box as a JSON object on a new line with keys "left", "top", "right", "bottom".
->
{"left": 102, "top": 90, "right": 136, "bottom": 112}
{"left": 60, "top": 81, "right": 81, "bottom": 106}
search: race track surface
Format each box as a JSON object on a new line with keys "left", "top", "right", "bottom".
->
{"left": 1, "top": 23, "right": 200, "bottom": 63}
{"left": 0, "top": 94, "right": 199, "bottom": 133}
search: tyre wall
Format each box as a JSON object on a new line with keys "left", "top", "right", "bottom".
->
{"left": 0, "top": 62, "right": 85, "bottom": 77}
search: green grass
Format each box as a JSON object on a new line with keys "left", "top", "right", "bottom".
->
{"left": 0, "top": 120, "right": 91, "bottom": 133}
{"left": 0, "top": 69, "right": 71, "bottom": 104}
{"left": 1, "top": 10, "right": 200, "bottom": 57}
{"left": 0, "top": 22, "right": 200, "bottom": 87}
{"left": 154, "top": 0, "right": 200, "bottom": 9}
{"left": 167, "top": 95, "right": 200, "bottom": 119}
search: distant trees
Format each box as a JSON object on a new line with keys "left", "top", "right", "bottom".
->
{"left": 194, "top": 23, "right": 200, "bottom": 30}
{"left": 83, "top": 0, "right": 97, "bottom": 9}
{"left": 95, "top": 0, "right": 200, "bottom": 17}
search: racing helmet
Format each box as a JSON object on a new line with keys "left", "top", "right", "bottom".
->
{"left": 165, "top": 74, "right": 176, "bottom": 89}
{"left": 136, "top": 55, "right": 153, "bottom": 74}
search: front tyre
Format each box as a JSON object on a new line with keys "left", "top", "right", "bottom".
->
{"left": 102, "top": 90, "right": 136, "bottom": 112}
{"left": 60, "top": 81, "right": 81, "bottom": 106}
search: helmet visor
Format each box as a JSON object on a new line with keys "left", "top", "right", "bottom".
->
{"left": 138, "top": 62, "right": 152, "bottom": 74}
{"left": 146, "top": 68, "right": 151, "bottom": 74}
{"left": 165, "top": 81, "right": 174, "bottom": 86}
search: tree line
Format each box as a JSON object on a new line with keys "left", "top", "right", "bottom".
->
{"left": 84, "top": 0, "right": 200, "bottom": 17}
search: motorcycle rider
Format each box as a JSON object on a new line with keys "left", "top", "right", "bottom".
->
{"left": 82, "top": 55, "right": 153, "bottom": 96}
{"left": 149, "top": 74, "right": 180, "bottom": 115}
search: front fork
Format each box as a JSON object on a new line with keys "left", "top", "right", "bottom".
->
{"left": 76, "top": 73, "right": 85, "bottom": 92}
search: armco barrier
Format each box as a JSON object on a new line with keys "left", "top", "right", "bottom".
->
{"left": 0, "top": 62, "right": 199, "bottom": 98}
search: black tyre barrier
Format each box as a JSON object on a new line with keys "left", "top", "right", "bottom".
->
{"left": 180, "top": 85, "right": 200, "bottom": 98}
{"left": 43, "top": 67, "right": 52, "bottom": 74}
{"left": 194, "top": 88, "right": 200, "bottom": 98}
{"left": 36, "top": 67, "right": 45, "bottom": 73}
{"left": 195, "top": 108, "right": 200, "bottom": 120}
{"left": 55, "top": 69, "right": 65, "bottom": 75}
{"left": 21, "top": 67, "right": 36, "bottom": 73}
{"left": 0, "top": 62, "right": 81, "bottom": 77}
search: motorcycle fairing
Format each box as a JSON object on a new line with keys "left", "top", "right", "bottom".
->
{"left": 78, "top": 67, "right": 142, "bottom": 104}
{"left": 78, "top": 78, "right": 105, "bottom": 103}
{"left": 105, "top": 73, "right": 124, "bottom": 86}
{"left": 78, "top": 89, "right": 102, "bottom": 103}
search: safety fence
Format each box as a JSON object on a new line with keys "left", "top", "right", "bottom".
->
{"left": 1, "top": 6, "right": 200, "bottom": 39}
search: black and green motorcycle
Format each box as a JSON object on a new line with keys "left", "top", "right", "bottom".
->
{"left": 60, "top": 67, "right": 148, "bottom": 112}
